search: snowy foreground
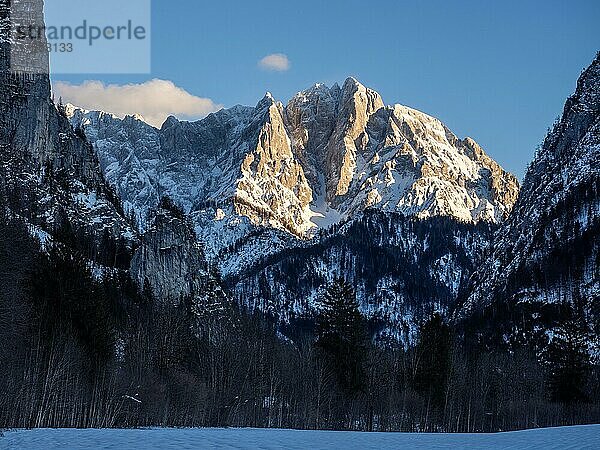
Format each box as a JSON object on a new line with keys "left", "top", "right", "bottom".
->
{"left": 2, "top": 425, "right": 600, "bottom": 449}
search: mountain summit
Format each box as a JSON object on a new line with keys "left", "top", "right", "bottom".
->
{"left": 67, "top": 78, "right": 519, "bottom": 261}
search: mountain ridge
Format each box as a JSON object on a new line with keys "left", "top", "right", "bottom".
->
{"left": 66, "top": 77, "right": 520, "bottom": 271}
{"left": 458, "top": 52, "right": 600, "bottom": 351}
{"left": 64, "top": 78, "right": 520, "bottom": 333}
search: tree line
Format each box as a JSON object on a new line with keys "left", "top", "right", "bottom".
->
{"left": 1, "top": 210, "right": 598, "bottom": 432}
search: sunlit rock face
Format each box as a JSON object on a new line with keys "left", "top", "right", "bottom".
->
{"left": 235, "top": 94, "right": 314, "bottom": 237}
{"left": 65, "top": 75, "right": 521, "bottom": 332}
{"left": 68, "top": 77, "right": 518, "bottom": 256}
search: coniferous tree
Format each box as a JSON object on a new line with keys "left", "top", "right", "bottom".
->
{"left": 315, "top": 277, "right": 367, "bottom": 393}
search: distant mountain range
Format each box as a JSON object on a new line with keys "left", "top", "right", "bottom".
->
{"left": 66, "top": 78, "right": 519, "bottom": 243}
{"left": 63, "top": 54, "right": 600, "bottom": 345}
{"left": 1, "top": 0, "right": 597, "bottom": 348}
{"left": 65, "top": 78, "right": 519, "bottom": 244}
{"left": 65, "top": 76, "right": 521, "bottom": 336}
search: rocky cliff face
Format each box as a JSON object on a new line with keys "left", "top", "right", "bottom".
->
{"left": 235, "top": 94, "right": 313, "bottom": 236}
{"left": 0, "top": 0, "right": 227, "bottom": 313}
{"left": 330, "top": 103, "right": 519, "bottom": 223}
{"left": 130, "top": 198, "right": 228, "bottom": 313}
{"left": 65, "top": 106, "right": 163, "bottom": 226}
{"left": 0, "top": 0, "right": 134, "bottom": 251}
{"left": 131, "top": 202, "right": 201, "bottom": 302}
{"left": 323, "top": 78, "right": 385, "bottom": 201}
{"left": 461, "top": 53, "right": 600, "bottom": 349}
{"left": 68, "top": 77, "right": 519, "bottom": 270}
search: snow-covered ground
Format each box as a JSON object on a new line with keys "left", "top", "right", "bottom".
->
{"left": 2, "top": 425, "right": 599, "bottom": 449}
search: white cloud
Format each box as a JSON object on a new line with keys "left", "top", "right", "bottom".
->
{"left": 258, "top": 53, "right": 290, "bottom": 72}
{"left": 52, "top": 79, "right": 222, "bottom": 128}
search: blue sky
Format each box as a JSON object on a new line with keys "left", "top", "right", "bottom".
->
{"left": 53, "top": 0, "right": 600, "bottom": 179}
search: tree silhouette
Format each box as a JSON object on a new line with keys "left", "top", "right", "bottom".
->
{"left": 315, "top": 277, "right": 367, "bottom": 394}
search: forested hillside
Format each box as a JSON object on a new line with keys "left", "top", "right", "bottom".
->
{"left": 0, "top": 0, "right": 599, "bottom": 433}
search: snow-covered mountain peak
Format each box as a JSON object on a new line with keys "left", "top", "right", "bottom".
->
{"left": 341, "top": 76, "right": 365, "bottom": 92}
{"left": 67, "top": 77, "right": 520, "bottom": 269}
{"left": 339, "top": 76, "right": 384, "bottom": 114}
{"left": 571, "top": 52, "right": 600, "bottom": 111}
{"left": 131, "top": 113, "right": 146, "bottom": 123}
{"left": 64, "top": 103, "right": 156, "bottom": 130}
{"left": 256, "top": 92, "right": 277, "bottom": 110}
{"left": 291, "top": 81, "right": 341, "bottom": 105}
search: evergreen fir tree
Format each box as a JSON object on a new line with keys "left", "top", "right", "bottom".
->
{"left": 315, "top": 277, "right": 367, "bottom": 393}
